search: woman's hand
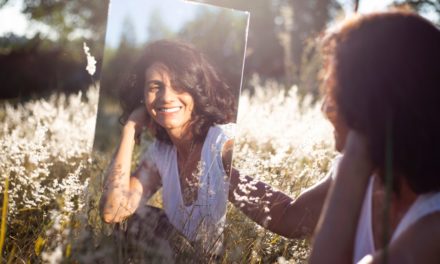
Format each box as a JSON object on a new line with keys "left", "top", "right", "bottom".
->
{"left": 125, "top": 107, "right": 149, "bottom": 145}
{"left": 339, "top": 130, "right": 373, "bottom": 181}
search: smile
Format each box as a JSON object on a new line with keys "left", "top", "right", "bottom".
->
{"left": 157, "top": 106, "right": 182, "bottom": 113}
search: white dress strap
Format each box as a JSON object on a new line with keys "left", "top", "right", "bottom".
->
{"left": 353, "top": 176, "right": 376, "bottom": 263}
{"left": 391, "top": 191, "right": 440, "bottom": 241}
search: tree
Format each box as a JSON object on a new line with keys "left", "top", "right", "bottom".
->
{"left": 119, "top": 16, "right": 137, "bottom": 49}
{"left": 1, "top": 0, "right": 109, "bottom": 43}
{"left": 286, "top": 0, "right": 341, "bottom": 84}
{"left": 100, "top": 16, "right": 140, "bottom": 99}
{"left": 354, "top": 0, "right": 360, "bottom": 12}
{"left": 0, "top": 1, "right": 111, "bottom": 98}
{"left": 392, "top": 0, "right": 440, "bottom": 24}
{"left": 146, "top": 8, "right": 174, "bottom": 42}
{"left": 195, "top": 0, "right": 342, "bottom": 93}
{"left": 0, "top": 33, "right": 92, "bottom": 98}
{"left": 178, "top": 8, "right": 248, "bottom": 94}
{"left": 194, "top": 0, "right": 285, "bottom": 82}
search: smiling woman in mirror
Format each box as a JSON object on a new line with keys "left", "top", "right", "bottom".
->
{"left": 99, "top": 39, "right": 237, "bottom": 255}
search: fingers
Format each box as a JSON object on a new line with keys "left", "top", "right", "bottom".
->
{"left": 339, "top": 130, "right": 374, "bottom": 178}
{"left": 124, "top": 107, "right": 150, "bottom": 144}
{"left": 344, "top": 131, "right": 369, "bottom": 159}
{"left": 135, "top": 132, "right": 141, "bottom": 145}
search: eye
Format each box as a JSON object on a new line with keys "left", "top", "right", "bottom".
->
{"left": 170, "top": 81, "right": 187, "bottom": 93}
{"left": 146, "top": 81, "right": 163, "bottom": 92}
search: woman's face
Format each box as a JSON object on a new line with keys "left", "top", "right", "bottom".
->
{"left": 144, "top": 62, "right": 194, "bottom": 136}
{"left": 322, "top": 96, "right": 349, "bottom": 152}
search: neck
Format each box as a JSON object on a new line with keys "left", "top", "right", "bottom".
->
{"left": 371, "top": 174, "right": 418, "bottom": 247}
{"left": 167, "top": 128, "right": 194, "bottom": 158}
{"left": 373, "top": 174, "right": 418, "bottom": 228}
{"left": 375, "top": 173, "right": 418, "bottom": 202}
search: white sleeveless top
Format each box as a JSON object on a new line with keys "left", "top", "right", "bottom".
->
{"left": 141, "top": 123, "right": 235, "bottom": 251}
{"left": 353, "top": 176, "right": 440, "bottom": 263}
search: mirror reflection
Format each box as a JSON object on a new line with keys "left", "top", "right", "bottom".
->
{"left": 94, "top": 0, "right": 248, "bottom": 260}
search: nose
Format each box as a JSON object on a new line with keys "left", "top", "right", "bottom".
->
{"left": 158, "top": 84, "right": 177, "bottom": 103}
{"left": 321, "top": 98, "right": 328, "bottom": 113}
{"left": 322, "top": 96, "right": 337, "bottom": 121}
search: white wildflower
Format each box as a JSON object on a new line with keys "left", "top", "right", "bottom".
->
{"left": 277, "top": 256, "right": 289, "bottom": 264}
{"left": 41, "top": 245, "right": 63, "bottom": 264}
{"left": 83, "top": 42, "right": 96, "bottom": 76}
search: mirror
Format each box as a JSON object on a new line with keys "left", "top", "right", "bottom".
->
{"left": 92, "top": 0, "right": 248, "bottom": 261}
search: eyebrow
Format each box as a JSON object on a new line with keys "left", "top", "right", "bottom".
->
{"left": 145, "top": 80, "right": 163, "bottom": 85}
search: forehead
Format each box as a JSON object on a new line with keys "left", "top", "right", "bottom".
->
{"left": 145, "top": 62, "right": 171, "bottom": 80}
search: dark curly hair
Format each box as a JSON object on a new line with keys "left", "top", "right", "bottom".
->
{"left": 322, "top": 11, "right": 440, "bottom": 194}
{"left": 119, "top": 39, "right": 237, "bottom": 144}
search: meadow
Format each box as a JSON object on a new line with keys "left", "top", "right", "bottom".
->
{"left": 0, "top": 76, "right": 337, "bottom": 263}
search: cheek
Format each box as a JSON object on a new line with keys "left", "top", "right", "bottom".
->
{"left": 188, "top": 100, "right": 195, "bottom": 113}
{"left": 144, "top": 101, "right": 155, "bottom": 117}
{"left": 334, "top": 120, "right": 349, "bottom": 151}
{"left": 183, "top": 94, "right": 195, "bottom": 111}
{"left": 144, "top": 94, "right": 155, "bottom": 110}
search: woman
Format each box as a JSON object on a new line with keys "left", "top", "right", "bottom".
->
{"left": 311, "top": 11, "right": 440, "bottom": 263}
{"left": 99, "top": 39, "right": 237, "bottom": 255}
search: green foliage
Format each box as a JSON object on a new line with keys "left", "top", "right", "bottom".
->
{"left": 19, "top": 0, "right": 109, "bottom": 43}
{"left": 178, "top": 8, "right": 248, "bottom": 92}
{"left": 200, "top": 0, "right": 286, "bottom": 78}
{"left": 0, "top": 31, "right": 100, "bottom": 99}
{"left": 147, "top": 9, "right": 175, "bottom": 42}
{"left": 393, "top": 0, "right": 440, "bottom": 24}
{"left": 196, "top": 0, "right": 342, "bottom": 98}
{"left": 4, "top": 0, "right": 440, "bottom": 99}
{"left": 0, "top": 1, "right": 107, "bottom": 99}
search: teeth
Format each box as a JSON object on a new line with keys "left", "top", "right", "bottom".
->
{"left": 159, "top": 107, "right": 181, "bottom": 113}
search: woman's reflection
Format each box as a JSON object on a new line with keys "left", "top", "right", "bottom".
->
{"left": 99, "top": 39, "right": 237, "bottom": 256}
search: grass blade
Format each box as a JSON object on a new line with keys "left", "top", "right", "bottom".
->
{"left": 0, "top": 177, "right": 10, "bottom": 261}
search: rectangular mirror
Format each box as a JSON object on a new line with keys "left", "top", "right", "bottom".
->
{"left": 92, "top": 0, "right": 249, "bottom": 261}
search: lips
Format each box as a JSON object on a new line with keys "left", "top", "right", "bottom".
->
{"left": 156, "top": 106, "right": 182, "bottom": 113}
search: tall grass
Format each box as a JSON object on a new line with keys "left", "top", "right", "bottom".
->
{"left": 0, "top": 88, "right": 97, "bottom": 263}
{"left": 0, "top": 77, "right": 336, "bottom": 263}
{"left": 0, "top": 177, "right": 9, "bottom": 261}
{"left": 223, "top": 76, "right": 336, "bottom": 263}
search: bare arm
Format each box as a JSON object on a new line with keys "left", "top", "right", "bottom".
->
{"left": 310, "top": 131, "right": 372, "bottom": 264}
{"left": 99, "top": 108, "right": 161, "bottom": 223}
{"left": 223, "top": 140, "right": 333, "bottom": 239}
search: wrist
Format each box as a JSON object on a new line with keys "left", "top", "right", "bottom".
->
{"left": 122, "top": 122, "right": 136, "bottom": 136}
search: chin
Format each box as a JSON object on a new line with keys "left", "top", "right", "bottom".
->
{"left": 334, "top": 135, "right": 344, "bottom": 153}
{"left": 335, "top": 143, "right": 343, "bottom": 153}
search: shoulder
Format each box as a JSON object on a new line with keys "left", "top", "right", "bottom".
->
{"left": 372, "top": 212, "right": 440, "bottom": 264}
{"left": 140, "top": 139, "right": 174, "bottom": 167}
{"left": 205, "top": 123, "right": 236, "bottom": 151}
{"left": 208, "top": 123, "right": 236, "bottom": 140}
{"left": 203, "top": 123, "right": 236, "bottom": 174}
{"left": 145, "top": 139, "right": 173, "bottom": 155}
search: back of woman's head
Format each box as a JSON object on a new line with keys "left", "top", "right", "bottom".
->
{"left": 120, "top": 39, "right": 236, "bottom": 143}
{"left": 323, "top": 11, "right": 440, "bottom": 193}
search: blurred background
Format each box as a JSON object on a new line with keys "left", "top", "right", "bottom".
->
{"left": 1, "top": 0, "right": 438, "bottom": 101}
